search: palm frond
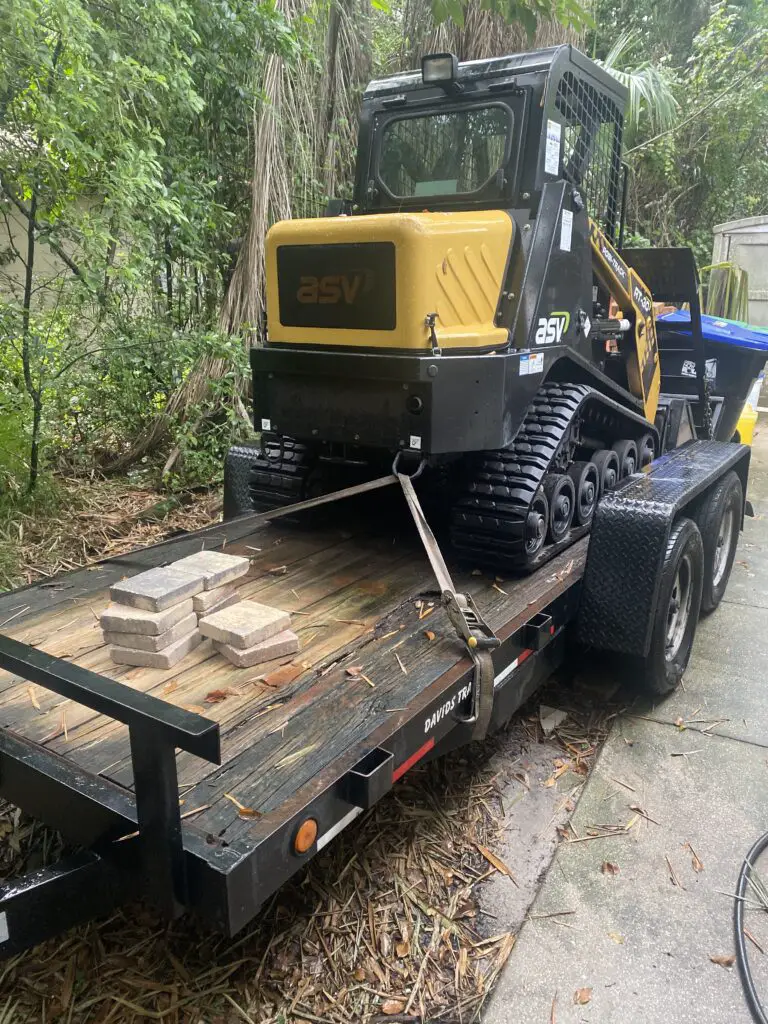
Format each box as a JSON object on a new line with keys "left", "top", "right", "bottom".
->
{"left": 597, "top": 30, "right": 678, "bottom": 134}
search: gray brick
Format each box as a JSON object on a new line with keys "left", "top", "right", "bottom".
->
{"left": 110, "top": 629, "right": 203, "bottom": 669}
{"left": 110, "top": 566, "right": 204, "bottom": 611}
{"left": 214, "top": 630, "right": 299, "bottom": 668}
{"left": 199, "top": 600, "right": 290, "bottom": 649}
{"left": 193, "top": 583, "right": 238, "bottom": 614}
{"left": 103, "top": 613, "right": 197, "bottom": 652}
{"left": 100, "top": 599, "right": 195, "bottom": 636}
{"left": 173, "top": 550, "right": 250, "bottom": 590}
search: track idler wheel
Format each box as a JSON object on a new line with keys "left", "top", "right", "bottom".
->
{"left": 637, "top": 432, "right": 656, "bottom": 468}
{"left": 612, "top": 439, "right": 638, "bottom": 479}
{"left": 591, "top": 449, "right": 620, "bottom": 496}
{"left": 567, "top": 461, "right": 599, "bottom": 525}
{"left": 524, "top": 491, "right": 549, "bottom": 557}
{"left": 543, "top": 473, "right": 575, "bottom": 543}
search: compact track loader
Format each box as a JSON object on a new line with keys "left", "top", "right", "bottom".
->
{"left": 242, "top": 45, "right": 713, "bottom": 570}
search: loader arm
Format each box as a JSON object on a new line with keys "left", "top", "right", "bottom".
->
{"left": 589, "top": 219, "right": 661, "bottom": 423}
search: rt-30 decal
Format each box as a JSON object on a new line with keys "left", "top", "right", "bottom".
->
{"left": 423, "top": 682, "right": 473, "bottom": 735}
{"left": 535, "top": 311, "right": 570, "bottom": 345}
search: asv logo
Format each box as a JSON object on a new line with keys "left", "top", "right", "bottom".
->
{"left": 535, "top": 311, "right": 570, "bottom": 345}
{"left": 297, "top": 274, "right": 365, "bottom": 305}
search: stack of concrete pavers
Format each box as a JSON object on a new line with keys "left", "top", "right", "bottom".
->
{"left": 102, "top": 551, "right": 249, "bottom": 669}
{"left": 173, "top": 551, "right": 248, "bottom": 620}
{"left": 199, "top": 600, "right": 299, "bottom": 668}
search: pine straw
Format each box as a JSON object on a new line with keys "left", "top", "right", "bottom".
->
{"left": 0, "top": 477, "right": 222, "bottom": 590}
{"left": 0, "top": 682, "right": 616, "bottom": 1024}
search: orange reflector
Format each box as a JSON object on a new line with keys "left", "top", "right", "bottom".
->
{"left": 294, "top": 818, "right": 318, "bottom": 854}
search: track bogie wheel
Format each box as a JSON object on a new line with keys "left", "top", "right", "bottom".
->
{"left": 612, "top": 439, "right": 638, "bottom": 479}
{"left": 543, "top": 473, "right": 575, "bottom": 543}
{"left": 567, "top": 461, "right": 599, "bottom": 526}
{"left": 524, "top": 491, "right": 549, "bottom": 557}
{"left": 591, "top": 449, "right": 620, "bottom": 496}
{"left": 637, "top": 432, "right": 656, "bottom": 468}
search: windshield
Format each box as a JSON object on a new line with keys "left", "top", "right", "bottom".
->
{"left": 378, "top": 105, "right": 511, "bottom": 199}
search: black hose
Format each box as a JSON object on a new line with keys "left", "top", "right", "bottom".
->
{"left": 735, "top": 830, "right": 768, "bottom": 1024}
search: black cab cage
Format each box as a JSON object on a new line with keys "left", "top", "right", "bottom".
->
{"left": 354, "top": 44, "right": 628, "bottom": 245}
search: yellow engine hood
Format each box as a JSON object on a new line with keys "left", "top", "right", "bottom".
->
{"left": 265, "top": 210, "right": 513, "bottom": 351}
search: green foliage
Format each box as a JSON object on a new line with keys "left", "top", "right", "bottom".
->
{"left": 0, "top": 0, "right": 296, "bottom": 492}
{"left": 431, "top": 0, "right": 591, "bottom": 33}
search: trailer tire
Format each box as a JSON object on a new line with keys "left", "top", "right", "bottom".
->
{"left": 630, "top": 517, "right": 703, "bottom": 696}
{"left": 695, "top": 470, "right": 742, "bottom": 615}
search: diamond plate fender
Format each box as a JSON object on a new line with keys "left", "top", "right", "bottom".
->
{"left": 577, "top": 440, "right": 751, "bottom": 656}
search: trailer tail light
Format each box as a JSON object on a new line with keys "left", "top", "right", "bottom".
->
{"left": 294, "top": 818, "right": 318, "bottom": 854}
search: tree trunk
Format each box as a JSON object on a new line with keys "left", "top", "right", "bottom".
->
{"left": 21, "top": 189, "right": 42, "bottom": 493}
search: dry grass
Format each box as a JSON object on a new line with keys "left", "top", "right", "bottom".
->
{"left": 0, "top": 696, "right": 612, "bottom": 1024}
{"left": 0, "top": 676, "right": 616, "bottom": 1024}
{"left": 0, "top": 477, "right": 222, "bottom": 590}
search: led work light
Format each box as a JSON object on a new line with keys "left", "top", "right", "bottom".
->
{"left": 421, "top": 52, "right": 459, "bottom": 85}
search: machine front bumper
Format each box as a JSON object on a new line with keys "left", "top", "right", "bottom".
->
{"left": 251, "top": 345, "right": 538, "bottom": 455}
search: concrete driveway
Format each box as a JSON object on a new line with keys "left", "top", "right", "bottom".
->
{"left": 483, "top": 418, "right": 768, "bottom": 1023}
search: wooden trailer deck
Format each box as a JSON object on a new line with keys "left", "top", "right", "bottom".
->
{"left": 0, "top": 508, "right": 587, "bottom": 854}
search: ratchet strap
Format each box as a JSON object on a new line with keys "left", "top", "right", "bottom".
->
{"left": 241, "top": 461, "right": 500, "bottom": 740}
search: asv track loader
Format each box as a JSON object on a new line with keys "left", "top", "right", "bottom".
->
{"left": 236, "top": 45, "right": 723, "bottom": 570}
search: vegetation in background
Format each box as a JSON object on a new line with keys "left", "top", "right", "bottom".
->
{"left": 0, "top": 0, "right": 766, "bottom": 529}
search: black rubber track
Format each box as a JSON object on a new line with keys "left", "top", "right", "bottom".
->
{"left": 248, "top": 438, "right": 316, "bottom": 511}
{"left": 450, "top": 382, "right": 653, "bottom": 571}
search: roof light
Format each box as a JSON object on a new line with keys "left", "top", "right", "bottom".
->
{"left": 421, "top": 52, "right": 459, "bottom": 85}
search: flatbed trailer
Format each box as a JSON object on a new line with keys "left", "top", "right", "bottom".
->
{"left": 0, "top": 438, "right": 751, "bottom": 955}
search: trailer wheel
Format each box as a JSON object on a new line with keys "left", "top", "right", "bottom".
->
{"left": 695, "top": 470, "right": 742, "bottom": 615}
{"left": 631, "top": 517, "right": 703, "bottom": 696}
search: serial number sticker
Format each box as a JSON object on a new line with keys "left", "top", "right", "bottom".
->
{"left": 409, "top": 435, "right": 422, "bottom": 450}
{"left": 545, "top": 119, "right": 562, "bottom": 176}
{"left": 560, "top": 208, "right": 573, "bottom": 252}
{"left": 261, "top": 418, "right": 271, "bottom": 431}
{"left": 423, "top": 682, "right": 473, "bottom": 734}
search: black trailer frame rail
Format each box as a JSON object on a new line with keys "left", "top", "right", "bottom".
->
{"left": 0, "top": 536, "right": 585, "bottom": 956}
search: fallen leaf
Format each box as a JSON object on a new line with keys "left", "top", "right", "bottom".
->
{"left": 267, "top": 565, "right": 287, "bottom": 575}
{"left": 475, "top": 843, "right": 517, "bottom": 882}
{"left": 353, "top": 967, "right": 366, "bottom": 982}
{"left": 685, "top": 841, "right": 704, "bottom": 872}
{"left": 539, "top": 705, "right": 568, "bottom": 735}
{"left": 204, "top": 687, "right": 239, "bottom": 703}
{"left": 185, "top": 705, "right": 207, "bottom": 714}
{"left": 346, "top": 665, "right": 363, "bottom": 676}
{"left": 395, "top": 937, "right": 410, "bottom": 957}
{"left": 601, "top": 861, "right": 620, "bottom": 876}
{"left": 263, "top": 663, "right": 303, "bottom": 688}
{"left": 709, "top": 954, "right": 735, "bottom": 968}
{"left": 608, "top": 932, "right": 625, "bottom": 944}
{"left": 574, "top": 987, "right": 592, "bottom": 1005}
{"left": 381, "top": 999, "right": 405, "bottom": 1015}
{"left": 223, "top": 792, "right": 262, "bottom": 819}
{"left": 424, "top": 630, "right": 436, "bottom": 641}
